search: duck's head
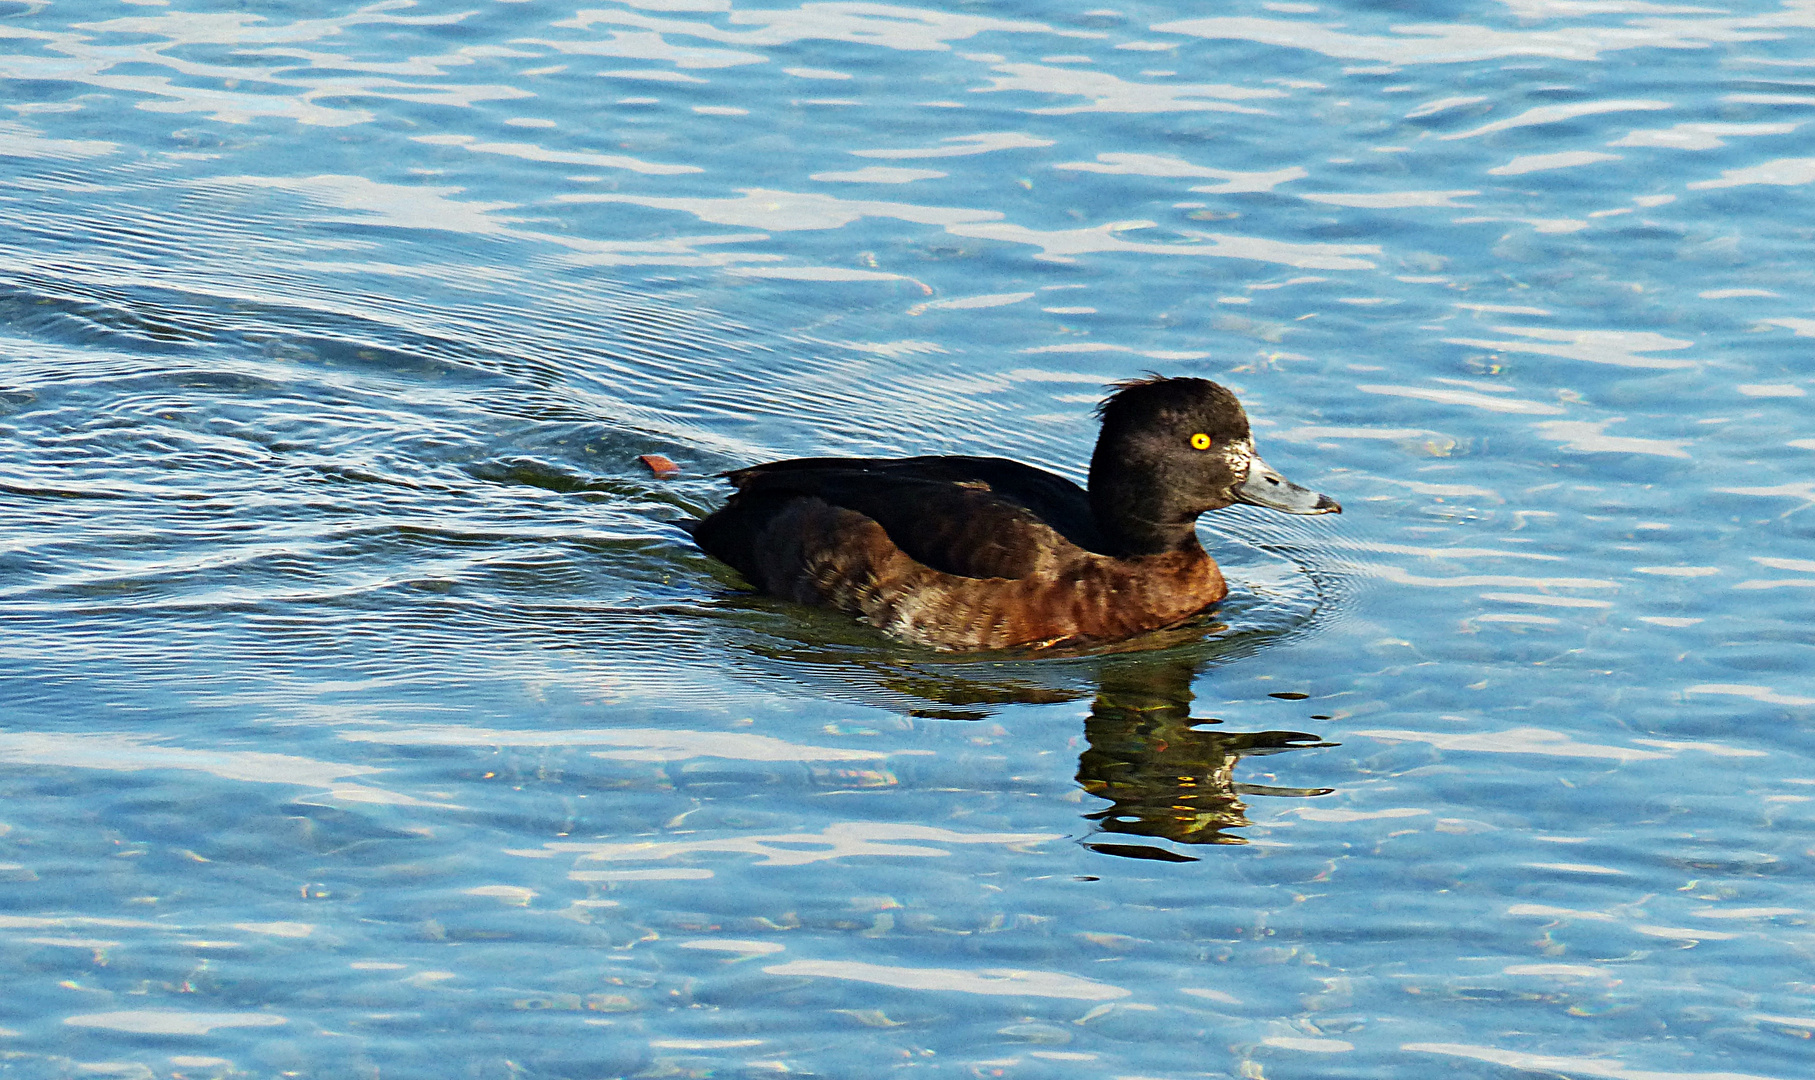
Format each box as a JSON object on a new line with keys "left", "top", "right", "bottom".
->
{"left": 1087, "top": 376, "right": 1339, "bottom": 556}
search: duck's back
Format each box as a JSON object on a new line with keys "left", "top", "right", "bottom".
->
{"left": 692, "top": 456, "right": 1226, "bottom": 651}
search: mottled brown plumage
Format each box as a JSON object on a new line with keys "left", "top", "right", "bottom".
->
{"left": 691, "top": 377, "right": 1338, "bottom": 651}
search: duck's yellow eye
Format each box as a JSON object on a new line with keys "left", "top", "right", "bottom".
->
{"left": 1190, "top": 432, "right": 1212, "bottom": 450}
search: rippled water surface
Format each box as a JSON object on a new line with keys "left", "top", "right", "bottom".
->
{"left": 4, "top": 0, "right": 1815, "bottom": 1076}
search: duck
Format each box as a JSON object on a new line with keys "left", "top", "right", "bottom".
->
{"left": 690, "top": 375, "right": 1339, "bottom": 652}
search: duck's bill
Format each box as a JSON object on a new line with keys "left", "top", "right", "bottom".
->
{"left": 1235, "top": 455, "right": 1341, "bottom": 515}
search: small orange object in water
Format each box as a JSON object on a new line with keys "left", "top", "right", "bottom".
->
{"left": 638, "top": 453, "right": 680, "bottom": 477}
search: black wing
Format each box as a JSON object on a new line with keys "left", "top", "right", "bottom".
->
{"left": 696, "top": 455, "right": 1106, "bottom": 581}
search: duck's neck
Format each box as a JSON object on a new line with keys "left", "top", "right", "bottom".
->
{"left": 1086, "top": 467, "right": 1206, "bottom": 558}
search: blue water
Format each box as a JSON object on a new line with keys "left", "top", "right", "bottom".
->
{"left": 4, "top": 0, "right": 1815, "bottom": 1076}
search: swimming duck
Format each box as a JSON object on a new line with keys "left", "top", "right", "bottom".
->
{"left": 691, "top": 376, "right": 1339, "bottom": 652}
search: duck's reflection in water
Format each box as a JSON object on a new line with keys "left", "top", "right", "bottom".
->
{"left": 709, "top": 611, "right": 1338, "bottom": 861}
{"left": 1077, "top": 657, "right": 1334, "bottom": 861}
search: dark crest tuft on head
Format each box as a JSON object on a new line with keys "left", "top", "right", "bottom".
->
{"left": 1094, "top": 372, "right": 1169, "bottom": 418}
{"left": 1093, "top": 375, "right": 1244, "bottom": 434}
